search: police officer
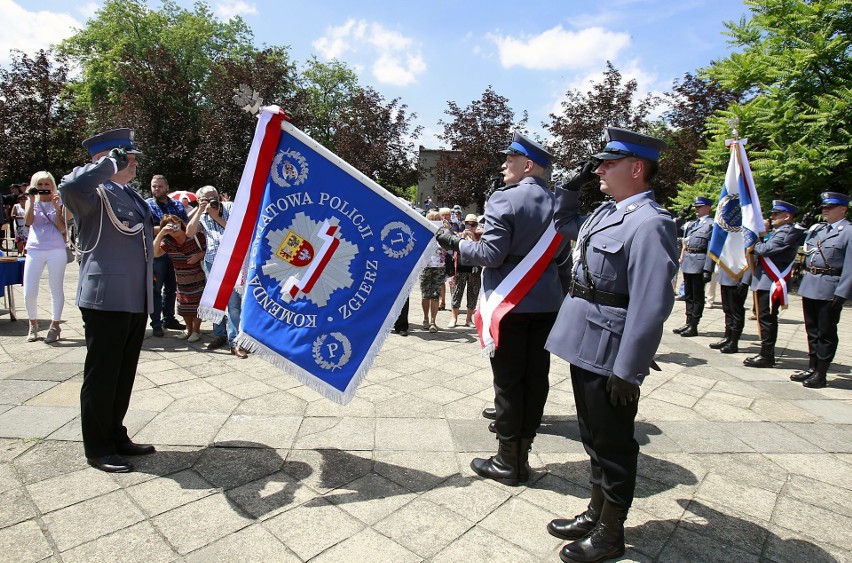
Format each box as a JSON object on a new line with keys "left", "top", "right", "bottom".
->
{"left": 743, "top": 200, "right": 806, "bottom": 368}
{"left": 59, "top": 129, "right": 156, "bottom": 473}
{"left": 706, "top": 264, "right": 751, "bottom": 354}
{"left": 435, "top": 132, "right": 567, "bottom": 486}
{"left": 792, "top": 192, "right": 851, "bottom": 388}
{"left": 545, "top": 128, "right": 678, "bottom": 562}
{"left": 673, "top": 196, "right": 714, "bottom": 337}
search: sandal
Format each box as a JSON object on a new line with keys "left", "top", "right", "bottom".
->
{"left": 26, "top": 324, "right": 38, "bottom": 342}
{"left": 422, "top": 320, "right": 429, "bottom": 329}
{"left": 175, "top": 331, "right": 191, "bottom": 340}
{"left": 447, "top": 319, "right": 457, "bottom": 328}
{"left": 429, "top": 324, "right": 438, "bottom": 333}
{"left": 45, "top": 326, "right": 61, "bottom": 344}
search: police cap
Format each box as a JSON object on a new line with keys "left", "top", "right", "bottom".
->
{"left": 769, "top": 200, "right": 798, "bottom": 215}
{"left": 500, "top": 132, "right": 554, "bottom": 168}
{"left": 594, "top": 127, "right": 667, "bottom": 162}
{"left": 821, "top": 192, "right": 850, "bottom": 207}
{"left": 82, "top": 128, "right": 143, "bottom": 156}
{"left": 693, "top": 196, "right": 713, "bottom": 207}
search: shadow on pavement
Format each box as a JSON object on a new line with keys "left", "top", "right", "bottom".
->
{"left": 537, "top": 415, "right": 662, "bottom": 446}
{"left": 653, "top": 351, "right": 707, "bottom": 367}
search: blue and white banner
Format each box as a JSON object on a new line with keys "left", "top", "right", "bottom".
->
{"left": 707, "top": 138, "right": 765, "bottom": 279}
{"left": 205, "top": 109, "right": 437, "bottom": 404}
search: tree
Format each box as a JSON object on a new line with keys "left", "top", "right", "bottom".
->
{"left": 694, "top": 0, "right": 852, "bottom": 210}
{"left": 434, "top": 86, "right": 526, "bottom": 209}
{"left": 545, "top": 62, "right": 657, "bottom": 207}
{"left": 293, "top": 57, "right": 361, "bottom": 150}
{"left": 0, "top": 50, "right": 85, "bottom": 184}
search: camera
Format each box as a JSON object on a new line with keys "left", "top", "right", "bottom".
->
{"left": 27, "top": 187, "right": 38, "bottom": 196}
{"left": 205, "top": 197, "right": 220, "bottom": 209}
{"left": 38, "top": 189, "right": 51, "bottom": 195}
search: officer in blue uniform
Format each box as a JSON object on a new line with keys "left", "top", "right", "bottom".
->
{"left": 435, "top": 132, "right": 567, "bottom": 487}
{"left": 792, "top": 192, "right": 851, "bottom": 387}
{"left": 673, "top": 196, "right": 714, "bottom": 337}
{"left": 743, "top": 200, "right": 807, "bottom": 368}
{"left": 705, "top": 264, "right": 751, "bottom": 354}
{"left": 544, "top": 128, "right": 678, "bottom": 562}
{"left": 60, "top": 129, "right": 156, "bottom": 473}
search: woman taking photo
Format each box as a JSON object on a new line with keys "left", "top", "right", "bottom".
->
{"left": 23, "top": 171, "right": 68, "bottom": 343}
{"left": 153, "top": 214, "right": 206, "bottom": 342}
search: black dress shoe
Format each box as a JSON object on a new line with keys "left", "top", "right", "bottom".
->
{"left": 482, "top": 407, "right": 496, "bottom": 420}
{"left": 672, "top": 323, "right": 690, "bottom": 334}
{"left": 709, "top": 337, "right": 729, "bottom": 349}
{"left": 679, "top": 325, "right": 698, "bottom": 337}
{"left": 790, "top": 368, "right": 815, "bottom": 382}
{"left": 88, "top": 454, "right": 134, "bottom": 473}
{"left": 719, "top": 342, "right": 739, "bottom": 354}
{"left": 488, "top": 421, "right": 496, "bottom": 433}
{"left": 743, "top": 355, "right": 775, "bottom": 368}
{"left": 152, "top": 327, "right": 164, "bottom": 337}
{"left": 116, "top": 442, "right": 156, "bottom": 456}
{"left": 164, "top": 318, "right": 186, "bottom": 330}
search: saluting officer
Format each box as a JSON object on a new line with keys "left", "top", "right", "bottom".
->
{"left": 545, "top": 128, "right": 678, "bottom": 562}
{"left": 743, "top": 200, "right": 806, "bottom": 368}
{"left": 435, "top": 132, "right": 568, "bottom": 486}
{"left": 673, "top": 196, "right": 714, "bottom": 337}
{"left": 792, "top": 192, "right": 851, "bottom": 388}
{"left": 59, "top": 129, "right": 156, "bottom": 473}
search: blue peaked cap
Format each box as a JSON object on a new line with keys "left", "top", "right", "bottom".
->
{"left": 500, "top": 132, "right": 554, "bottom": 168}
{"left": 693, "top": 196, "right": 713, "bottom": 207}
{"left": 770, "top": 200, "right": 798, "bottom": 215}
{"left": 82, "top": 128, "right": 143, "bottom": 156}
{"left": 594, "top": 127, "right": 667, "bottom": 162}
{"left": 821, "top": 191, "right": 850, "bottom": 206}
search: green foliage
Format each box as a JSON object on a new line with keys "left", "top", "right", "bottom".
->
{"left": 695, "top": 0, "right": 852, "bottom": 209}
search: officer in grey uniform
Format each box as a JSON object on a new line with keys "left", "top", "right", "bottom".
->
{"left": 743, "top": 200, "right": 806, "bottom": 368}
{"left": 59, "top": 128, "right": 156, "bottom": 473}
{"left": 792, "top": 192, "right": 851, "bottom": 388}
{"left": 544, "top": 128, "right": 678, "bottom": 563}
{"left": 705, "top": 264, "right": 751, "bottom": 354}
{"left": 673, "top": 196, "right": 714, "bottom": 337}
{"left": 435, "top": 132, "right": 567, "bottom": 487}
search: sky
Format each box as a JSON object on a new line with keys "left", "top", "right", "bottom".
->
{"left": 2, "top": 0, "right": 751, "bottom": 148}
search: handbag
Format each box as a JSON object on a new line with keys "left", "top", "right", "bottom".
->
{"left": 39, "top": 202, "right": 73, "bottom": 263}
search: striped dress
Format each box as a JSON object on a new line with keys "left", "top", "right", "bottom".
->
{"left": 160, "top": 233, "right": 207, "bottom": 316}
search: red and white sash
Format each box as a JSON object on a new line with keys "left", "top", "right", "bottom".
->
{"left": 758, "top": 256, "right": 793, "bottom": 308}
{"left": 474, "top": 223, "right": 563, "bottom": 356}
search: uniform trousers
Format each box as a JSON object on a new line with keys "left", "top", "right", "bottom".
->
{"left": 571, "top": 365, "right": 639, "bottom": 509}
{"left": 755, "top": 290, "right": 781, "bottom": 350}
{"left": 720, "top": 283, "right": 749, "bottom": 333}
{"left": 682, "top": 271, "right": 706, "bottom": 321}
{"left": 802, "top": 297, "right": 842, "bottom": 362}
{"left": 492, "top": 311, "right": 557, "bottom": 441}
{"left": 393, "top": 297, "right": 409, "bottom": 332}
{"left": 79, "top": 308, "right": 147, "bottom": 458}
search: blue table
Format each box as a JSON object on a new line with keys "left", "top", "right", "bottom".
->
{"left": 0, "top": 258, "right": 25, "bottom": 320}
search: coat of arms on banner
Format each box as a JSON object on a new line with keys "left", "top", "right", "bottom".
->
{"left": 204, "top": 110, "right": 435, "bottom": 404}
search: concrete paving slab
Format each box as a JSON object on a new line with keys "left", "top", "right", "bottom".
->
{"left": 0, "top": 405, "right": 77, "bottom": 438}
{"left": 132, "top": 411, "right": 229, "bottom": 446}
{"left": 194, "top": 445, "right": 284, "bottom": 489}
{"left": 9, "top": 363, "right": 80, "bottom": 382}
{"left": 791, "top": 399, "right": 852, "bottom": 423}
{"left": 293, "top": 416, "right": 375, "bottom": 450}
{"left": 373, "top": 496, "right": 473, "bottom": 558}
{"left": 0, "top": 379, "right": 57, "bottom": 404}
{"left": 42, "top": 489, "right": 146, "bottom": 552}
{"left": 26, "top": 467, "right": 119, "bottom": 514}
{"left": 0, "top": 520, "right": 54, "bottom": 562}
{"left": 780, "top": 421, "right": 852, "bottom": 452}
{"left": 375, "top": 417, "right": 454, "bottom": 451}
{"left": 373, "top": 450, "right": 458, "bottom": 493}
{"left": 184, "top": 524, "right": 297, "bottom": 563}
{"left": 311, "top": 528, "right": 421, "bottom": 563}
{"left": 125, "top": 469, "right": 217, "bottom": 517}
{"left": 431, "top": 525, "right": 536, "bottom": 562}
{"left": 325, "top": 471, "right": 416, "bottom": 525}
{"left": 281, "top": 448, "right": 373, "bottom": 494}
{"left": 150, "top": 493, "right": 254, "bottom": 555}
{"left": 479, "top": 496, "right": 564, "bottom": 558}
{"left": 59, "top": 521, "right": 177, "bottom": 563}
{"left": 214, "top": 414, "right": 301, "bottom": 449}
{"left": 772, "top": 495, "right": 852, "bottom": 550}
{"left": 225, "top": 469, "right": 320, "bottom": 520}
{"left": 0, "top": 486, "right": 37, "bottom": 529}
{"left": 657, "top": 524, "right": 760, "bottom": 562}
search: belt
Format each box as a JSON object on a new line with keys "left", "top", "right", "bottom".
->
{"left": 685, "top": 247, "right": 707, "bottom": 254}
{"left": 808, "top": 266, "right": 841, "bottom": 275}
{"left": 569, "top": 280, "right": 629, "bottom": 308}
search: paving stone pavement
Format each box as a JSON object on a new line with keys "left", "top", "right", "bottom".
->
{"left": 0, "top": 264, "right": 850, "bottom": 562}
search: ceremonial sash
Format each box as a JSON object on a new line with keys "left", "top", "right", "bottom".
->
{"left": 474, "top": 223, "right": 563, "bottom": 356}
{"left": 758, "top": 256, "right": 793, "bottom": 308}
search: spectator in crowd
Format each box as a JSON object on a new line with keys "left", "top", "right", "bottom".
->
{"left": 153, "top": 214, "right": 206, "bottom": 342}
{"left": 448, "top": 214, "right": 482, "bottom": 328}
{"left": 22, "top": 171, "right": 68, "bottom": 343}
{"left": 187, "top": 185, "right": 248, "bottom": 358}
{"left": 13, "top": 193, "right": 29, "bottom": 255}
{"left": 421, "top": 210, "right": 445, "bottom": 333}
{"left": 438, "top": 207, "right": 456, "bottom": 310}
{"left": 145, "top": 175, "right": 188, "bottom": 337}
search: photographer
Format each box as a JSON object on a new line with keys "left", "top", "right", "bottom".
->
{"left": 145, "top": 175, "right": 191, "bottom": 337}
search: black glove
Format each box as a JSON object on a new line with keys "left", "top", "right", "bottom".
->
{"left": 559, "top": 160, "right": 598, "bottom": 191}
{"left": 798, "top": 209, "right": 818, "bottom": 229}
{"left": 830, "top": 296, "right": 846, "bottom": 313}
{"left": 108, "top": 147, "right": 129, "bottom": 171}
{"left": 435, "top": 228, "right": 461, "bottom": 252}
{"left": 606, "top": 375, "right": 640, "bottom": 407}
{"left": 702, "top": 271, "right": 712, "bottom": 284}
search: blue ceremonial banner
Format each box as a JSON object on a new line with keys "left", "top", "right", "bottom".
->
{"left": 707, "top": 138, "right": 765, "bottom": 279}
{"left": 219, "top": 113, "right": 436, "bottom": 404}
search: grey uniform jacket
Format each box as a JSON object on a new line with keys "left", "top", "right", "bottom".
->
{"left": 545, "top": 188, "right": 679, "bottom": 385}
{"left": 749, "top": 223, "right": 806, "bottom": 292}
{"left": 798, "top": 218, "right": 852, "bottom": 301}
{"left": 59, "top": 158, "right": 154, "bottom": 314}
{"left": 458, "top": 176, "right": 566, "bottom": 314}
{"left": 681, "top": 216, "right": 714, "bottom": 274}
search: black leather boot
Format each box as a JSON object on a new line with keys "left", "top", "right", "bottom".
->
{"left": 790, "top": 356, "right": 817, "bottom": 382}
{"left": 719, "top": 331, "right": 741, "bottom": 354}
{"left": 709, "top": 329, "right": 731, "bottom": 349}
{"left": 470, "top": 439, "right": 521, "bottom": 486}
{"left": 679, "top": 321, "right": 699, "bottom": 337}
{"left": 559, "top": 501, "right": 627, "bottom": 563}
{"left": 672, "top": 316, "right": 691, "bottom": 334}
{"left": 744, "top": 344, "right": 775, "bottom": 368}
{"left": 803, "top": 359, "right": 829, "bottom": 388}
{"left": 548, "top": 485, "right": 603, "bottom": 540}
{"left": 518, "top": 438, "right": 533, "bottom": 483}
{"left": 482, "top": 407, "right": 496, "bottom": 420}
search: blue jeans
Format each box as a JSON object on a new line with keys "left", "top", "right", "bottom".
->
{"left": 226, "top": 289, "right": 242, "bottom": 346}
{"left": 151, "top": 255, "right": 177, "bottom": 329}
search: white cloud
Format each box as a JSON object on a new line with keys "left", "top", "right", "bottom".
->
{"left": 77, "top": 2, "right": 100, "bottom": 19}
{"left": 313, "top": 19, "right": 426, "bottom": 87}
{"left": 213, "top": 0, "right": 258, "bottom": 21}
{"left": 491, "top": 25, "right": 630, "bottom": 71}
{"left": 0, "top": 0, "right": 81, "bottom": 65}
